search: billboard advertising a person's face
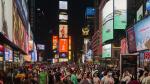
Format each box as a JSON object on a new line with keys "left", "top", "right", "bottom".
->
{"left": 59, "top": 1, "right": 68, "bottom": 10}
{"left": 114, "top": 0, "right": 127, "bottom": 29}
{"left": 53, "top": 36, "right": 58, "bottom": 49}
{"left": 120, "top": 38, "right": 128, "bottom": 54}
{"left": 126, "top": 27, "right": 137, "bottom": 53}
{"left": 134, "top": 16, "right": 150, "bottom": 51}
{"left": 59, "top": 39, "right": 68, "bottom": 52}
{"left": 102, "top": 44, "right": 111, "bottom": 58}
{"left": 59, "top": 25, "right": 68, "bottom": 38}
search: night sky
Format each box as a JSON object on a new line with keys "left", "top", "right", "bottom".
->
{"left": 34, "top": 0, "right": 94, "bottom": 57}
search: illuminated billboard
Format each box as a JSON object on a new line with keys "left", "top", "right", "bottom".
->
{"left": 52, "top": 36, "right": 58, "bottom": 49}
{"left": 59, "top": 1, "right": 68, "bottom": 10}
{"left": 114, "top": 0, "right": 127, "bottom": 29}
{"left": 59, "top": 13, "right": 68, "bottom": 21}
{"left": 102, "top": 44, "right": 111, "bottom": 58}
{"left": 86, "top": 7, "right": 96, "bottom": 16}
{"left": 37, "top": 44, "right": 45, "bottom": 50}
{"left": 59, "top": 25, "right": 68, "bottom": 38}
{"left": 120, "top": 38, "right": 128, "bottom": 55}
{"left": 136, "top": 5, "right": 143, "bottom": 22}
{"left": 59, "top": 52, "right": 68, "bottom": 58}
{"left": 0, "top": 0, "right": 13, "bottom": 41}
{"left": 4, "top": 46, "right": 13, "bottom": 62}
{"left": 59, "top": 39, "right": 68, "bottom": 52}
{"left": 134, "top": 16, "right": 150, "bottom": 51}
{"left": 69, "top": 36, "right": 71, "bottom": 50}
{"left": 102, "top": 0, "right": 113, "bottom": 43}
{"left": 126, "top": 27, "right": 137, "bottom": 53}
{"left": 102, "top": 20, "right": 113, "bottom": 43}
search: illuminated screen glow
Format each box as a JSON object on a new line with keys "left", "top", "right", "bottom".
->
{"left": 59, "top": 1, "right": 68, "bottom": 10}
{"left": 52, "top": 36, "right": 58, "bottom": 49}
{"left": 114, "top": 0, "right": 127, "bottom": 29}
{"left": 59, "top": 39, "right": 68, "bottom": 52}
{"left": 134, "top": 16, "right": 150, "bottom": 51}
{"left": 59, "top": 25, "right": 68, "bottom": 38}
{"left": 102, "top": 44, "right": 111, "bottom": 58}
{"left": 102, "top": 0, "right": 113, "bottom": 43}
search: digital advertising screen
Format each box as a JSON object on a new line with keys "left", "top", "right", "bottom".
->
{"left": 59, "top": 39, "right": 68, "bottom": 52}
{"left": 102, "top": 44, "right": 111, "bottom": 58}
{"left": 59, "top": 25, "right": 68, "bottom": 38}
{"left": 102, "top": 0, "right": 113, "bottom": 23}
{"left": 86, "top": 7, "right": 96, "bottom": 16}
{"left": 146, "top": 0, "right": 150, "bottom": 12}
{"left": 102, "top": 19, "right": 113, "bottom": 43}
{"left": 4, "top": 47, "right": 13, "bottom": 62}
{"left": 136, "top": 5, "right": 143, "bottom": 22}
{"left": 59, "top": 58, "right": 68, "bottom": 62}
{"left": 59, "top": 52, "right": 68, "bottom": 58}
{"left": 114, "top": 0, "right": 127, "bottom": 29}
{"left": 59, "top": 1, "right": 68, "bottom": 10}
{"left": 69, "top": 36, "right": 71, "bottom": 50}
{"left": 126, "top": 27, "right": 137, "bottom": 53}
{"left": 53, "top": 36, "right": 58, "bottom": 50}
{"left": 134, "top": 16, "right": 150, "bottom": 51}
{"left": 37, "top": 44, "right": 45, "bottom": 50}
{"left": 59, "top": 13, "right": 68, "bottom": 21}
{"left": 120, "top": 38, "right": 128, "bottom": 55}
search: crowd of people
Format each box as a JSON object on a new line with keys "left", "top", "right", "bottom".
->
{"left": 0, "top": 63, "right": 150, "bottom": 84}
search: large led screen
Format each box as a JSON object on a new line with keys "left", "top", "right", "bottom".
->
{"left": 136, "top": 5, "right": 143, "bottom": 22}
{"left": 102, "top": 20, "right": 113, "bottom": 43}
{"left": 59, "top": 39, "right": 68, "bottom": 52}
{"left": 69, "top": 36, "right": 71, "bottom": 50}
{"left": 102, "top": 0, "right": 113, "bottom": 23}
{"left": 0, "top": 0, "right": 13, "bottom": 41}
{"left": 126, "top": 27, "right": 137, "bottom": 53}
{"left": 52, "top": 36, "right": 58, "bottom": 49}
{"left": 102, "top": 0, "right": 113, "bottom": 43}
{"left": 59, "top": 25, "right": 68, "bottom": 38}
{"left": 59, "top": 1, "right": 68, "bottom": 10}
{"left": 114, "top": 0, "right": 127, "bottom": 29}
{"left": 134, "top": 16, "right": 150, "bottom": 51}
{"left": 102, "top": 44, "right": 111, "bottom": 58}
{"left": 120, "top": 38, "right": 128, "bottom": 54}
{"left": 146, "top": 0, "right": 150, "bottom": 12}
{"left": 59, "top": 14, "right": 68, "bottom": 21}
{"left": 5, "top": 47, "right": 13, "bottom": 62}
{"left": 86, "top": 7, "right": 96, "bottom": 16}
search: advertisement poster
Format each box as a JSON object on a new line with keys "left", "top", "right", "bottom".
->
{"left": 5, "top": 47, "right": 13, "bottom": 62}
{"left": 136, "top": 5, "right": 143, "bottom": 22}
{"left": 114, "top": 0, "right": 127, "bottom": 29}
{"left": 134, "top": 16, "right": 150, "bottom": 51}
{"left": 120, "top": 38, "right": 128, "bottom": 55}
{"left": 102, "top": 20, "right": 113, "bottom": 43}
{"left": 59, "top": 14, "right": 68, "bottom": 21}
{"left": 102, "top": 44, "right": 111, "bottom": 58}
{"left": 126, "top": 27, "right": 137, "bottom": 53}
{"left": 59, "top": 39, "right": 68, "bottom": 52}
{"left": 59, "top": 1, "right": 68, "bottom": 10}
{"left": 59, "top": 25, "right": 68, "bottom": 38}
{"left": 0, "top": 0, "right": 13, "bottom": 41}
{"left": 102, "top": 0, "right": 113, "bottom": 23}
{"left": 53, "top": 36, "right": 58, "bottom": 49}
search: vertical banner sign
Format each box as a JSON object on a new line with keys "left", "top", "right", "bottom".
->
{"left": 59, "top": 25, "right": 68, "bottom": 38}
{"left": 53, "top": 36, "right": 58, "bottom": 50}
